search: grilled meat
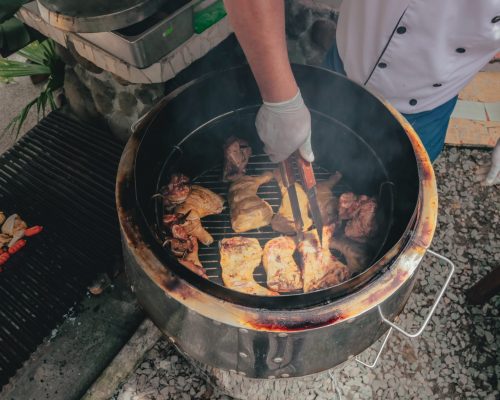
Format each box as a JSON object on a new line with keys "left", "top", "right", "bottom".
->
{"left": 271, "top": 169, "right": 312, "bottom": 234}
{"left": 298, "top": 225, "right": 350, "bottom": 292}
{"left": 162, "top": 173, "right": 191, "bottom": 209}
{"left": 316, "top": 172, "right": 342, "bottom": 225}
{"left": 170, "top": 185, "right": 224, "bottom": 246}
{"left": 338, "top": 193, "right": 378, "bottom": 242}
{"left": 228, "top": 172, "right": 274, "bottom": 233}
{"left": 223, "top": 136, "right": 252, "bottom": 182}
{"left": 220, "top": 237, "right": 278, "bottom": 296}
{"left": 163, "top": 214, "right": 207, "bottom": 278}
{"left": 329, "top": 235, "right": 370, "bottom": 276}
{"left": 178, "top": 236, "right": 207, "bottom": 278}
{"left": 262, "top": 236, "right": 303, "bottom": 292}
{"left": 176, "top": 185, "right": 224, "bottom": 218}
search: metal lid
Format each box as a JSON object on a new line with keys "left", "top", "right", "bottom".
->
{"left": 37, "top": 0, "right": 167, "bottom": 32}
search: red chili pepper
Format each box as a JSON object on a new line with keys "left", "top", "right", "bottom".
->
{"left": 0, "top": 252, "right": 10, "bottom": 265}
{"left": 8, "top": 239, "right": 26, "bottom": 255}
{"left": 24, "top": 226, "right": 43, "bottom": 237}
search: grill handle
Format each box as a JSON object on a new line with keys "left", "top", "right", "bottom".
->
{"left": 355, "top": 249, "right": 455, "bottom": 368}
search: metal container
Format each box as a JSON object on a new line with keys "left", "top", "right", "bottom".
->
{"left": 116, "top": 65, "right": 454, "bottom": 399}
{"left": 78, "top": 0, "right": 194, "bottom": 68}
{"left": 37, "top": 0, "right": 167, "bottom": 32}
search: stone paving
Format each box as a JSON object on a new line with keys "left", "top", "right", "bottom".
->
{"left": 112, "top": 146, "right": 499, "bottom": 400}
{"left": 0, "top": 54, "right": 43, "bottom": 155}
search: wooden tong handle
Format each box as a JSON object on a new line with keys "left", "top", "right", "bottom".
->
{"left": 295, "top": 152, "right": 316, "bottom": 190}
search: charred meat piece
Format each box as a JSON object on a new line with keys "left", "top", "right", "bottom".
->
{"left": 163, "top": 212, "right": 190, "bottom": 240}
{"left": 178, "top": 236, "right": 207, "bottom": 278}
{"left": 297, "top": 225, "right": 350, "bottom": 292}
{"left": 271, "top": 169, "right": 312, "bottom": 234}
{"left": 316, "top": 172, "right": 342, "bottom": 225}
{"left": 329, "top": 236, "right": 371, "bottom": 276}
{"left": 338, "top": 192, "right": 366, "bottom": 220}
{"left": 170, "top": 185, "right": 224, "bottom": 246}
{"left": 163, "top": 214, "right": 207, "bottom": 278}
{"left": 223, "top": 136, "right": 252, "bottom": 182}
{"left": 228, "top": 172, "right": 274, "bottom": 233}
{"left": 338, "top": 193, "right": 378, "bottom": 242}
{"left": 162, "top": 173, "right": 191, "bottom": 209}
{"left": 263, "top": 236, "right": 303, "bottom": 292}
{"left": 220, "top": 237, "right": 278, "bottom": 296}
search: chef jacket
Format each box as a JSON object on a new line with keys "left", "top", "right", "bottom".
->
{"left": 336, "top": 0, "right": 500, "bottom": 113}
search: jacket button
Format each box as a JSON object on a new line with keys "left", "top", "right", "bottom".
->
{"left": 456, "top": 47, "right": 466, "bottom": 53}
{"left": 378, "top": 62, "right": 387, "bottom": 68}
{"left": 409, "top": 99, "right": 418, "bottom": 106}
{"left": 433, "top": 83, "right": 442, "bottom": 87}
{"left": 492, "top": 16, "right": 500, "bottom": 23}
{"left": 396, "top": 26, "right": 407, "bottom": 34}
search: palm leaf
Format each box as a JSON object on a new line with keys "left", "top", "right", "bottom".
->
{"left": 2, "top": 38, "right": 63, "bottom": 137}
{"left": 0, "top": 57, "right": 50, "bottom": 77}
{"left": 17, "top": 40, "right": 49, "bottom": 64}
{"left": 5, "top": 96, "right": 37, "bottom": 136}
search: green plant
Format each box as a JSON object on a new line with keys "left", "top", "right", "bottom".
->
{"left": 0, "top": 39, "right": 64, "bottom": 136}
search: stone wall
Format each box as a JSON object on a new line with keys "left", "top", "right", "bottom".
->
{"left": 60, "top": 44, "right": 165, "bottom": 142}
{"left": 64, "top": 64, "right": 164, "bottom": 142}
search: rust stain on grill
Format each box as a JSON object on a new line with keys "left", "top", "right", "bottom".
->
{"left": 246, "top": 311, "right": 345, "bottom": 332}
{"left": 366, "top": 268, "right": 408, "bottom": 304}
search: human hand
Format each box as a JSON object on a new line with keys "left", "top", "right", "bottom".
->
{"left": 478, "top": 139, "right": 500, "bottom": 186}
{"left": 256, "top": 90, "right": 314, "bottom": 163}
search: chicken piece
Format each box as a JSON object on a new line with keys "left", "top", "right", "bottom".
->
{"left": 1, "top": 214, "right": 27, "bottom": 236}
{"left": 329, "top": 236, "right": 370, "bottom": 276}
{"left": 223, "top": 136, "right": 252, "bottom": 182}
{"left": 271, "top": 170, "right": 312, "bottom": 234}
{"left": 162, "top": 214, "right": 207, "bottom": 278}
{"left": 316, "top": 172, "right": 342, "bottom": 225}
{"left": 176, "top": 185, "right": 224, "bottom": 218}
{"left": 171, "top": 185, "right": 224, "bottom": 245}
{"left": 1, "top": 214, "right": 28, "bottom": 247}
{"left": 228, "top": 172, "right": 274, "bottom": 233}
{"left": 297, "top": 225, "right": 350, "bottom": 292}
{"left": 262, "top": 236, "right": 303, "bottom": 292}
{"left": 220, "top": 237, "right": 278, "bottom": 296}
{"left": 162, "top": 173, "right": 191, "bottom": 209}
{"left": 345, "top": 199, "right": 377, "bottom": 242}
{"left": 338, "top": 193, "right": 378, "bottom": 242}
{"left": 178, "top": 236, "right": 207, "bottom": 278}
{"left": 0, "top": 233, "right": 11, "bottom": 248}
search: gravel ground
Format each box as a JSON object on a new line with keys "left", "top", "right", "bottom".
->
{"left": 113, "top": 146, "right": 499, "bottom": 400}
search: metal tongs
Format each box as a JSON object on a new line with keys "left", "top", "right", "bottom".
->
{"left": 279, "top": 151, "right": 324, "bottom": 243}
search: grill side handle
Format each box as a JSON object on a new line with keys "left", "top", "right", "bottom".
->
{"left": 355, "top": 249, "right": 455, "bottom": 369}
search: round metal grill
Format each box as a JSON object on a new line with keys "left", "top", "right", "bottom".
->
{"left": 167, "top": 154, "right": 353, "bottom": 287}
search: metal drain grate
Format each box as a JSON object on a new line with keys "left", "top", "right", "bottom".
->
{"left": 190, "top": 155, "right": 350, "bottom": 286}
{"left": 0, "top": 111, "right": 123, "bottom": 389}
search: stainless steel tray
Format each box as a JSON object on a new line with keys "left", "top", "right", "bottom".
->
{"left": 37, "top": 0, "right": 167, "bottom": 32}
{"left": 79, "top": 0, "right": 194, "bottom": 68}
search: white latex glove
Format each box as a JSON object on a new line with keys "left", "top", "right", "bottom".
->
{"left": 256, "top": 90, "right": 314, "bottom": 163}
{"left": 481, "top": 139, "right": 500, "bottom": 186}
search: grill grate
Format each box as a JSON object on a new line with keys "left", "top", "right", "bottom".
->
{"left": 189, "top": 155, "right": 351, "bottom": 286}
{"left": 0, "top": 111, "right": 122, "bottom": 389}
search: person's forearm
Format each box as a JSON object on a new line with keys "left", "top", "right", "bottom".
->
{"left": 224, "top": 0, "right": 297, "bottom": 102}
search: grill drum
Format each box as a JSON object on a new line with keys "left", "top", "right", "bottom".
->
{"left": 117, "top": 64, "right": 437, "bottom": 381}
{"left": 135, "top": 65, "right": 420, "bottom": 309}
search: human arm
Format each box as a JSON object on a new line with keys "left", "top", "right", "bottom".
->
{"left": 224, "top": 0, "right": 314, "bottom": 162}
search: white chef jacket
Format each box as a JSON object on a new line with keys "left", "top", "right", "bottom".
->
{"left": 336, "top": 0, "right": 500, "bottom": 113}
